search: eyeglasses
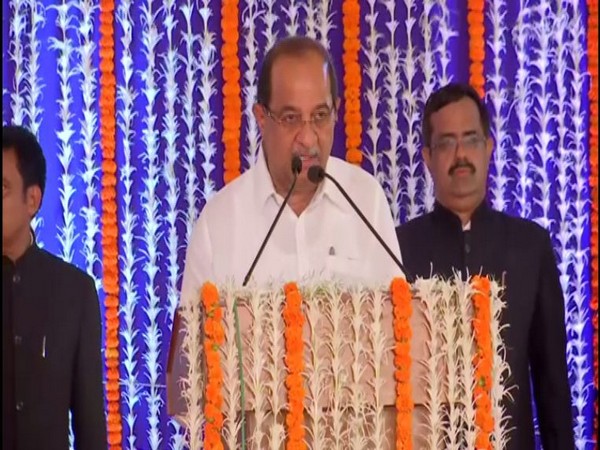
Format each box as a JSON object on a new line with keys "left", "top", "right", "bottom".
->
{"left": 431, "top": 134, "right": 487, "bottom": 154}
{"left": 263, "top": 105, "right": 336, "bottom": 132}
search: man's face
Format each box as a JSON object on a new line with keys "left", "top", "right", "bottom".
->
{"left": 2, "top": 148, "right": 40, "bottom": 247}
{"left": 253, "top": 51, "right": 339, "bottom": 194}
{"left": 423, "top": 97, "right": 493, "bottom": 210}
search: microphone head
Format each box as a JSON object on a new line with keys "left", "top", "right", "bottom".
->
{"left": 307, "top": 165, "right": 325, "bottom": 184}
{"left": 291, "top": 155, "right": 302, "bottom": 175}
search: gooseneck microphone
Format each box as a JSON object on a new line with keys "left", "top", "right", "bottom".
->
{"left": 234, "top": 155, "right": 302, "bottom": 448}
{"left": 242, "top": 155, "right": 303, "bottom": 286}
{"left": 307, "top": 165, "right": 412, "bottom": 282}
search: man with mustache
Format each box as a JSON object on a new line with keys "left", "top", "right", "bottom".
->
{"left": 167, "top": 36, "right": 403, "bottom": 419}
{"left": 396, "top": 83, "right": 574, "bottom": 449}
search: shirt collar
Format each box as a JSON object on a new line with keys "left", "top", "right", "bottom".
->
{"left": 311, "top": 164, "right": 348, "bottom": 212}
{"left": 253, "top": 150, "right": 276, "bottom": 208}
{"left": 433, "top": 199, "right": 491, "bottom": 230}
{"left": 254, "top": 151, "right": 348, "bottom": 213}
{"left": 2, "top": 229, "right": 38, "bottom": 268}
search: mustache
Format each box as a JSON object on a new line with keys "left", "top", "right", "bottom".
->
{"left": 449, "top": 159, "right": 475, "bottom": 175}
{"left": 294, "top": 148, "right": 319, "bottom": 158}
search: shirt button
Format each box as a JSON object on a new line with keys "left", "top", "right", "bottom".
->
{"left": 465, "top": 243, "right": 471, "bottom": 255}
{"left": 16, "top": 401, "right": 24, "bottom": 412}
{"left": 12, "top": 273, "right": 20, "bottom": 284}
{"left": 14, "top": 335, "right": 22, "bottom": 346}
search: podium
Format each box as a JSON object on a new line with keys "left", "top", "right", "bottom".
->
{"left": 167, "top": 276, "right": 512, "bottom": 449}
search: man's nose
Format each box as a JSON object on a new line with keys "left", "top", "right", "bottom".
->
{"left": 454, "top": 140, "right": 468, "bottom": 159}
{"left": 295, "top": 120, "right": 318, "bottom": 149}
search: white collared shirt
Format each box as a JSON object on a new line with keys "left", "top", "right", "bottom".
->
{"left": 180, "top": 152, "right": 404, "bottom": 305}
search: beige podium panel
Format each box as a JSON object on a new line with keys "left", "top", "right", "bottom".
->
{"left": 167, "top": 279, "right": 510, "bottom": 449}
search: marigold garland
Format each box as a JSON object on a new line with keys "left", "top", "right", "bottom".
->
{"left": 99, "top": 0, "right": 121, "bottom": 447}
{"left": 587, "top": 0, "right": 599, "bottom": 439}
{"left": 391, "top": 278, "right": 414, "bottom": 450}
{"left": 471, "top": 276, "right": 494, "bottom": 450}
{"left": 467, "top": 0, "right": 485, "bottom": 98}
{"left": 342, "top": 0, "right": 363, "bottom": 165}
{"left": 221, "top": 0, "right": 242, "bottom": 184}
{"left": 202, "top": 283, "right": 225, "bottom": 449}
{"left": 283, "top": 282, "right": 306, "bottom": 450}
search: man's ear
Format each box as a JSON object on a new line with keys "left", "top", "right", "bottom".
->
{"left": 25, "top": 185, "right": 42, "bottom": 218}
{"left": 485, "top": 136, "right": 494, "bottom": 160}
{"left": 422, "top": 146, "right": 432, "bottom": 171}
{"left": 253, "top": 103, "right": 266, "bottom": 133}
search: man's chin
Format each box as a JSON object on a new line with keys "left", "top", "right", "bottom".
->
{"left": 296, "top": 175, "right": 320, "bottom": 191}
{"left": 449, "top": 180, "right": 479, "bottom": 195}
{"left": 445, "top": 187, "right": 482, "bottom": 202}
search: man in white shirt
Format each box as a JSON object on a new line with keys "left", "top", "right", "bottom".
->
{"left": 167, "top": 36, "right": 403, "bottom": 416}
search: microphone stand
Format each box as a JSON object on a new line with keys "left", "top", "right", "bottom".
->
{"left": 234, "top": 157, "right": 302, "bottom": 447}
{"left": 307, "top": 166, "right": 412, "bottom": 282}
{"left": 242, "top": 174, "right": 300, "bottom": 286}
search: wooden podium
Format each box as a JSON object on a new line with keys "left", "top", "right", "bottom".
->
{"left": 167, "top": 277, "right": 512, "bottom": 449}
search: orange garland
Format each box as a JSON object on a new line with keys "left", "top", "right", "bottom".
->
{"left": 471, "top": 276, "right": 494, "bottom": 450}
{"left": 221, "top": 0, "right": 242, "bottom": 184}
{"left": 467, "top": 0, "right": 485, "bottom": 98}
{"left": 587, "top": 0, "right": 599, "bottom": 440}
{"left": 99, "top": 0, "right": 122, "bottom": 447}
{"left": 391, "top": 278, "right": 414, "bottom": 450}
{"left": 342, "top": 0, "right": 363, "bottom": 165}
{"left": 283, "top": 282, "right": 306, "bottom": 450}
{"left": 202, "top": 283, "right": 225, "bottom": 449}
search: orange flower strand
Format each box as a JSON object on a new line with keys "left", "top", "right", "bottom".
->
{"left": 202, "top": 282, "right": 225, "bottom": 449}
{"left": 467, "top": 0, "right": 485, "bottom": 98}
{"left": 471, "top": 276, "right": 494, "bottom": 450}
{"left": 283, "top": 282, "right": 306, "bottom": 450}
{"left": 221, "top": 0, "right": 241, "bottom": 184}
{"left": 342, "top": 0, "right": 363, "bottom": 165}
{"left": 391, "top": 277, "right": 413, "bottom": 450}
{"left": 99, "top": 0, "right": 121, "bottom": 447}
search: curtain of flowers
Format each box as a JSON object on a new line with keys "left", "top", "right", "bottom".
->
{"left": 2, "top": 0, "right": 597, "bottom": 448}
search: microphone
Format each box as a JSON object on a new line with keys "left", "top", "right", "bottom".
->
{"left": 307, "top": 165, "right": 412, "bottom": 281}
{"left": 242, "top": 155, "right": 302, "bottom": 286}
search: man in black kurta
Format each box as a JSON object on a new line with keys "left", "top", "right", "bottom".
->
{"left": 2, "top": 125, "right": 106, "bottom": 450}
{"left": 396, "top": 84, "right": 574, "bottom": 449}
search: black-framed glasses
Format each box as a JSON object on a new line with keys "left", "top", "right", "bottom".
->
{"left": 263, "top": 105, "right": 336, "bottom": 132}
{"left": 431, "top": 134, "right": 487, "bottom": 154}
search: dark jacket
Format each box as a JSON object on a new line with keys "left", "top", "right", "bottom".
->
{"left": 396, "top": 201, "right": 574, "bottom": 450}
{"left": 3, "top": 243, "right": 107, "bottom": 450}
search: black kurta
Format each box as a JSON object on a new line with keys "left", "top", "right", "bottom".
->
{"left": 397, "top": 201, "right": 574, "bottom": 450}
{"left": 2, "top": 243, "right": 106, "bottom": 450}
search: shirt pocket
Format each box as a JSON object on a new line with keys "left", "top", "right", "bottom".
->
{"left": 325, "top": 253, "right": 363, "bottom": 282}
